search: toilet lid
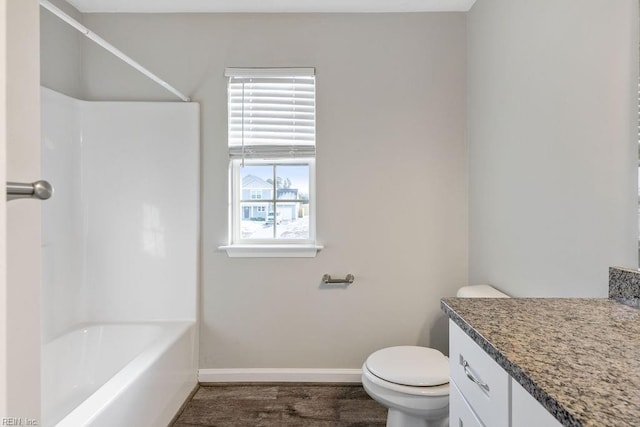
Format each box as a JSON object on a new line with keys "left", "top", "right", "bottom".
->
{"left": 365, "top": 346, "right": 449, "bottom": 387}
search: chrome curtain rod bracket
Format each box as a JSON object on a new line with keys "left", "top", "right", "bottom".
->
{"left": 322, "top": 274, "right": 355, "bottom": 284}
{"left": 7, "top": 180, "right": 54, "bottom": 201}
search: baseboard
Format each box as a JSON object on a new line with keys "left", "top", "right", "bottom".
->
{"left": 198, "top": 368, "right": 362, "bottom": 383}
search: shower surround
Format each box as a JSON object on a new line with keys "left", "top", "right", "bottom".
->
{"left": 40, "top": 87, "right": 199, "bottom": 426}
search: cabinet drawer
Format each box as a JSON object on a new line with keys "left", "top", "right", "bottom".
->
{"left": 450, "top": 380, "right": 483, "bottom": 427}
{"left": 449, "top": 320, "right": 510, "bottom": 427}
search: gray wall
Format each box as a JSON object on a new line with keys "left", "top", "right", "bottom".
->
{"left": 40, "top": 1, "right": 639, "bottom": 368}
{"left": 467, "top": 0, "right": 639, "bottom": 297}
{"left": 40, "top": 0, "right": 84, "bottom": 99}
{"left": 68, "top": 13, "right": 469, "bottom": 367}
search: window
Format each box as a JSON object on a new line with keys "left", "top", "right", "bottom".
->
{"left": 221, "top": 68, "right": 321, "bottom": 257}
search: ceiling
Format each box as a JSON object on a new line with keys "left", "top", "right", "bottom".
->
{"left": 65, "top": 0, "right": 477, "bottom": 13}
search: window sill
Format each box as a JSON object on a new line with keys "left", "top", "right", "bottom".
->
{"left": 219, "top": 244, "right": 323, "bottom": 258}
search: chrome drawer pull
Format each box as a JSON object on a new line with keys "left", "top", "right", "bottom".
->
{"left": 461, "top": 358, "right": 490, "bottom": 393}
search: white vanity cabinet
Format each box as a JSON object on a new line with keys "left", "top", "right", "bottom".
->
{"left": 449, "top": 320, "right": 563, "bottom": 427}
{"left": 449, "top": 320, "right": 510, "bottom": 427}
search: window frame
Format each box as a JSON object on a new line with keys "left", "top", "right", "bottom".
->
{"left": 220, "top": 67, "right": 322, "bottom": 257}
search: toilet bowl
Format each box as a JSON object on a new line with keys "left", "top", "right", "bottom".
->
{"left": 362, "top": 285, "right": 509, "bottom": 427}
{"left": 362, "top": 346, "right": 449, "bottom": 427}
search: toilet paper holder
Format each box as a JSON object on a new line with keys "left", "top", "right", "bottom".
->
{"left": 322, "top": 274, "right": 355, "bottom": 284}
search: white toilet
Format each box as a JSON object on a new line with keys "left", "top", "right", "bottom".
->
{"left": 361, "top": 285, "right": 509, "bottom": 427}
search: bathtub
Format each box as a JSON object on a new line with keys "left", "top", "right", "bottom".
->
{"left": 42, "top": 321, "right": 197, "bottom": 427}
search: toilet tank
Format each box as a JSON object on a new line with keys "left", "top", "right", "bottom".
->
{"left": 456, "top": 285, "right": 509, "bottom": 298}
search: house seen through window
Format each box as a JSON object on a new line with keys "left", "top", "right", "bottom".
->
{"left": 225, "top": 68, "right": 316, "bottom": 247}
{"left": 239, "top": 164, "right": 311, "bottom": 240}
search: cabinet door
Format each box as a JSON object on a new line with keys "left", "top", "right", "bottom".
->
{"left": 511, "top": 379, "right": 562, "bottom": 427}
{"left": 450, "top": 380, "right": 483, "bottom": 427}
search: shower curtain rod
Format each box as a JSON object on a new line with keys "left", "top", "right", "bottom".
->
{"left": 39, "top": 0, "right": 191, "bottom": 102}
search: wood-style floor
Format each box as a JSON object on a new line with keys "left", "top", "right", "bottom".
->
{"left": 172, "top": 383, "right": 388, "bottom": 426}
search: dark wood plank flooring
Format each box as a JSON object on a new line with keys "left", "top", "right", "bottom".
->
{"left": 172, "top": 383, "right": 387, "bottom": 426}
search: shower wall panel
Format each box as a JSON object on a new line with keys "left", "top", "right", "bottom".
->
{"left": 41, "top": 88, "right": 199, "bottom": 341}
{"left": 81, "top": 101, "right": 199, "bottom": 322}
{"left": 42, "top": 89, "right": 85, "bottom": 342}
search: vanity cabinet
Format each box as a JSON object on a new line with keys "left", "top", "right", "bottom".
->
{"left": 449, "top": 319, "right": 510, "bottom": 427}
{"left": 449, "top": 320, "right": 562, "bottom": 427}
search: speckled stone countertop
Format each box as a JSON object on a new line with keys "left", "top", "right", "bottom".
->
{"left": 441, "top": 298, "right": 640, "bottom": 427}
{"left": 610, "top": 267, "right": 640, "bottom": 307}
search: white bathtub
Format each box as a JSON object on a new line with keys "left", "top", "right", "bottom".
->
{"left": 42, "top": 321, "right": 197, "bottom": 427}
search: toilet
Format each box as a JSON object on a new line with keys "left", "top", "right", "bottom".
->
{"left": 361, "top": 285, "right": 509, "bottom": 427}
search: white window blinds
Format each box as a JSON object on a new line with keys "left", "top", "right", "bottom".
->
{"left": 226, "top": 68, "right": 316, "bottom": 160}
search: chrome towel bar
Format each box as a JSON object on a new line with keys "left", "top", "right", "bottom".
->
{"left": 322, "top": 274, "right": 355, "bottom": 284}
{"left": 7, "top": 180, "right": 54, "bottom": 201}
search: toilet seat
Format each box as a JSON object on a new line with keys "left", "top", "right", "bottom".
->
{"left": 365, "top": 346, "right": 449, "bottom": 387}
{"left": 362, "top": 346, "right": 450, "bottom": 398}
{"left": 362, "top": 363, "right": 450, "bottom": 397}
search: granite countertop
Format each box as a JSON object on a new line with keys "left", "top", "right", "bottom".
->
{"left": 440, "top": 297, "right": 640, "bottom": 427}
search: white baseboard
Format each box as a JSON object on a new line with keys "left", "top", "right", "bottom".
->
{"left": 198, "top": 368, "right": 362, "bottom": 383}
